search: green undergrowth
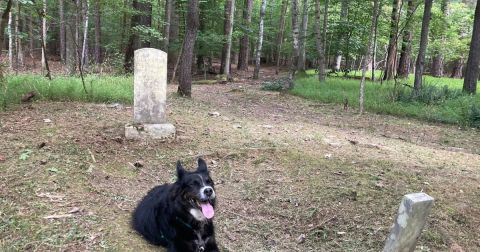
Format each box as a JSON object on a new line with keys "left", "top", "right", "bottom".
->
{"left": 289, "top": 71, "right": 480, "bottom": 127}
{"left": 0, "top": 74, "right": 133, "bottom": 109}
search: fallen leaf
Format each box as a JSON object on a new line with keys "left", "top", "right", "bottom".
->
{"left": 0, "top": 155, "right": 5, "bottom": 162}
{"left": 68, "top": 207, "right": 81, "bottom": 214}
{"left": 296, "top": 234, "right": 306, "bottom": 244}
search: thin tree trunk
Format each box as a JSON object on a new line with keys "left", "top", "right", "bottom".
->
{"left": 224, "top": 0, "right": 236, "bottom": 80}
{"left": 431, "top": 0, "right": 448, "bottom": 77}
{"left": 15, "top": 1, "right": 23, "bottom": 70}
{"left": 59, "top": 0, "right": 66, "bottom": 63}
{"left": 322, "top": 0, "right": 328, "bottom": 57}
{"left": 463, "top": 0, "right": 480, "bottom": 94}
{"left": 289, "top": 0, "right": 300, "bottom": 88}
{"left": 177, "top": 0, "right": 199, "bottom": 97}
{"left": 28, "top": 15, "right": 34, "bottom": 70}
{"left": 397, "top": 0, "right": 414, "bottom": 79}
{"left": 7, "top": 10, "right": 12, "bottom": 70}
{"left": 94, "top": 0, "right": 101, "bottom": 63}
{"left": 360, "top": 0, "right": 379, "bottom": 114}
{"left": 335, "top": 0, "right": 348, "bottom": 71}
{"left": 297, "top": 0, "right": 308, "bottom": 72}
{"left": 275, "top": 0, "right": 288, "bottom": 75}
{"left": 81, "top": 0, "right": 89, "bottom": 71}
{"left": 314, "top": 0, "right": 325, "bottom": 82}
{"left": 238, "top": 0, "right": 253, "bottom": 70}
{"left": 220, "top": 0, "right": 234, "bottom": 74}
{"left": 253, "top": 0, "right": 267, "bottom": 79}
{"left": 371, "top": 0, "right": 380, "bottom": 81}
{"left": 413, "top": 0, "right": 433, "bottom": 93}
{"left": 41, "top": 0, "right": 47, "bottom": 73}
{"left": 163, "top": 0, "right": 172, "bottom": 52}
{"left": 383, "top": 0, "right": 401, "bottom": 80}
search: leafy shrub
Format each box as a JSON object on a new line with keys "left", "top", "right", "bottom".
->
{"left": 261, "top": 78, "right": 290, "bottom": 91}
{"left": 466, "top": 103, "right": 480, "bottom": 128}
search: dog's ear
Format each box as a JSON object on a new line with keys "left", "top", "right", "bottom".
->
{"left": 176, "top": 161, "right": 186, "bottom": 179}
{"left": 197, "top": 158, "right": 208, "bottom": 173}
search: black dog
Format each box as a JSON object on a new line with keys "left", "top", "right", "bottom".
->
{"left": 132, "top": 158, "right": 219, "bottom": 252}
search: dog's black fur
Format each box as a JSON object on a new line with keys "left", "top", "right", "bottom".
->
{"left": 132, "top": 158, "right": 219, "bottom": 252}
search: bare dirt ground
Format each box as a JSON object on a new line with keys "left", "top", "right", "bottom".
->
{"left": 1, "top": 68, "right": 479, "bottom": 251}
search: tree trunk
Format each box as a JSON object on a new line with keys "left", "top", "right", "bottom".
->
{"left": 253, "top": 0, "right": 267, "bottom": 79}
{"left": 371, "top": 0, "right": 381, "bottom": 81}
{"left": 289, "top": 0, "right": 300, "bottom": 88}
{"left": 41, "top": 0, "right": 47, "bottom": 73}
{"left": 0, "top": 0, "right": 13, "bottom": 55}
{"left": 463, "top": 0, "right": 480, "bottom": 94}
{"left": 124, "top": 0, "right": 153, "bottom": 72}
{"left": 177, "top": 0, "right": 199, "bottom": 97}
{"left": 15, "top": 1, "right": 23, "bottom": 70}
{"left": 59, "top": 0, "right": 66, "bottom": 63}
{"left": 94, "top": 0, "right": 102, "bottom": 63}
{"left": 335, "top": 0, "right": 348, "bottom": 71}
{"left": 360, "top": 0, "right": 379, "bottom": 114}
{"left": 314, "top": 0, "right": 325, "bottom": 82}
{"left": 323, "top": 0, "right": 328, "bottom": 58}
{"left": 81, "top": 0, "right": 89, "bottom": 71}
{"left": 224, "top": 0, "right": 236, "bottom": 80}
{"left": 7, "top": 10, "right": 12, "bottom": 70}
{"left": 450, "top": 58, "right": 464, "bottom": 78}
{"left": 431, "top": 0, "right": 448, "bottom": 77}
{"left": 413, "top": 0, "right": 433, "bottom": 93}
{"left": 383, "top": 0, "right": 401, "bottom": 80}
{"left": 275, "top": 0, "right": 288, "bottom": 75}
{"left": 397, "top": 0, "right": 414, "bottom": 79}
{"left": 163, "top": 0, "right": 172, "bottom": 52}
{"left": 238, "top": 0, "right": 253, "bottom": 70}
{"left": 297, "top": 0, "right": 308, "bottom": 72}
{"left": 28, "top": 14, "right": 34, "bottom": 70}
{"left": 220, "top": 0, "right": 234, "bottom": 74}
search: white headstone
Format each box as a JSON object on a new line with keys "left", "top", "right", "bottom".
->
{"left": 383, "top": 193, "right": 434, "bottom": 252}
{"left": 125, "top": 48, "right": 175, "bottom": 140}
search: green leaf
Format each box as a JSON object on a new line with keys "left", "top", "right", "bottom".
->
{"left": 19, "top": 149, "right": 33, "bottom": 161}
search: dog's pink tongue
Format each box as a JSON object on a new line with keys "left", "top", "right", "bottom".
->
{"left": 200, "top": 203, "right": 214, "bottom": 219}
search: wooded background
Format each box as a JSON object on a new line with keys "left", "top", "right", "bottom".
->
{"left": 0, "top": 0, "right": 479, "bottom": 96}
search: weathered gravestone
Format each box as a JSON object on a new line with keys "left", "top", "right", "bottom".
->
{"left": 383, "top": 193, "right": 434, "bottom": 252}
{"left": 125, "top": 48, "right": 176, "bottom": 140}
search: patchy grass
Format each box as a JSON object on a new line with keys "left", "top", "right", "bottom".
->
{"left": 291, "top": 74, "right": 480, "bottom": 127}
{"left": 0, "top": 74, "right": 133, "bottom": 109}
{"left": 1, "top": 82, "right": 479, "bottom": 251}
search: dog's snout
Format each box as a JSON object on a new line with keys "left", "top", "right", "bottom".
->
{"left": 204, "top": 187, "right": 213, "bottom": 197}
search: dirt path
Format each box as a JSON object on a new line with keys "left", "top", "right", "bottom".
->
{"left": 1, "top": 79, "right": 479, "bottom": 251}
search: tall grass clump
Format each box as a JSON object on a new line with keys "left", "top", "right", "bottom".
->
{"left": 0, "top": 74, "right": 133, "bottom": 109}
{"left": 290, "top": 74, "right": 480, "bottom": 128}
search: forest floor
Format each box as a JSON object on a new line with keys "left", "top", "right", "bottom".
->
{"left": 1, "top": 67, "right": 479, "bottom": 251}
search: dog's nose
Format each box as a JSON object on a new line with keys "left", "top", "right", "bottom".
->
{"left": 204, "top": 188, "right": 213, "bottom": 197}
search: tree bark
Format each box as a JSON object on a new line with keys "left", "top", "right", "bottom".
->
{"left": 177, "top": 0, "right": 199, "bottom": 97}
{"left": 7, "top": 9, "right": 12, "bottom": 70}
{"left": 360, "top": 0, "right": 379, "bottom": 114}
{"left": 463, "top": 0, "right": 480, "bottom": 94}
{"left": 0, "top": 0, "right": 13, "bottom": 54}
{"left": 238, "top": 0, "right": 253, "bottom": 70}
{"left": 383, "top": 0, "right": 401, "bottom": 80}
{"left": 59, "top": 0, "right": 66, "bottom": 63}
{"left": 15, "top": 1, "right": 23, "bottom": 69}
{"left": 431, "top": 0, "right": 448, "bottom": 77}
{"left": 81, "top": 0, "right": 90, "bottom": 71}
{"left": 289, "top": 0, "right": 300, "bottom": 88}
{"left": 314, "top": 0, "right": 325, "bottom": 82}
{"left": 163, "top": 0, "right": 172, "bottom": 52}
{"left": 124, "top": 0, "right": 153, "bottom": 72}
{"left": 220, "top": 0, "right": 234, "bottom": 74}
{"left": 275, "top": 0, "right": 288, "bottom": 74}
{"left": 253, "top": 0, "right": 267, "bottom": 79}
{"left": 297, "top": 0, "right": 308, "bottom": 72}
{"left": 397, "top": 0, "right": 414, "bottom": 79}
{"left": 414, "top": 0, "right": 433, "bottom": 93}
{"left": 450, "top": 58, "right": 463, "bottom": 78}
{"left": 41, "top": 0, "right": 47, "bottom": 72}
{"left": 94, "top": 0, "right": 102, "bottom": 63}
{"left": 224, "top": 0, "right": 236, "bottom": 80}
{"left": 371, "top": 0, "right": 381, "bottom": 81}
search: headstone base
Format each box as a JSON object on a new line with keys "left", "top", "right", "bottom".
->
{"left": 125, "top": 123, "right": 176, "bottom": 140}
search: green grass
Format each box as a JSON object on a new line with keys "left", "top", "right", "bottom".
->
{"left": 0, "top": 74, "right": 133, "bottom": 109}
{"left": 292, "top": 71, "right": 480, "bottom": 127}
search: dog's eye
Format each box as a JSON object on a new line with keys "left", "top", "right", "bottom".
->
{"left": 206, "top": 178, "right": 213, "bottom": 185}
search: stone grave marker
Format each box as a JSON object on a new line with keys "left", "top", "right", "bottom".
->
{"left": 125, "top": 48, "right": 175, "bottom": 140}
{"left": 383, "top": 192, "right": 434, "bottom": 252}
